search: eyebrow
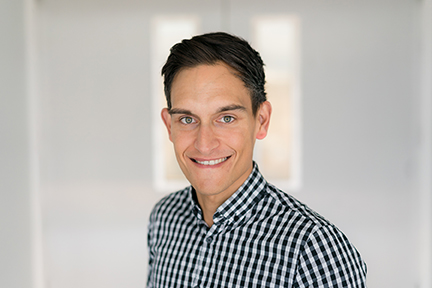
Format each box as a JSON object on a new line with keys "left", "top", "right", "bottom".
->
{"left": 168, "top": 108, "right": 194, "bottom": 116}
{"left": 216, "top": 104, "right": 247, "bottom": 113}
{"left": 168, "top": 104, "right": 246, "bottom": 115}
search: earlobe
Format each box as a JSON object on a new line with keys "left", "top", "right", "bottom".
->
{"left": 256, "top": 101, "right": 272, "bottom": 140}
{"left": 161, "top": 108, "right": 173, "bottom": 142}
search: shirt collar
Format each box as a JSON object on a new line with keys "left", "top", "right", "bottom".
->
{"left": 189, "top": 161, "right": 267, "bottom": 226}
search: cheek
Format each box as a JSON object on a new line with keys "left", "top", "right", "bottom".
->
{"left": 220, "top": 127, "right": 255, "bottom": 149}
{"left": 171, "top": 131, "right": 194, "bottom": 151}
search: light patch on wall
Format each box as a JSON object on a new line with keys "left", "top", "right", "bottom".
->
{"left": 251, "top": 15, "right": 302, "bottom": 190}
{"left": 151, "top": 16, "right": 199, "bottom": 192}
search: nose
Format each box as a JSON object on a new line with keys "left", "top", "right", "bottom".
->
{"left": 194, "top": 124, "right": 219, "bottom": 154}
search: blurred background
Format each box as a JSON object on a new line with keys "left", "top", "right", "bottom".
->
{"left": 1, "top": 0, "right": 432, "bottom": 287}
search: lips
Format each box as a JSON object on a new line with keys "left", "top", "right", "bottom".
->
{"left": 193, "top": 157, "right": 229, "bottom": 166}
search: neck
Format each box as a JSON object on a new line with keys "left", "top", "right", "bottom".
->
{"left": 194, "top": 162, "right": 254, "bottom": 227}
{"left": 196, "top": 193, "right": 227, "bottom": 227}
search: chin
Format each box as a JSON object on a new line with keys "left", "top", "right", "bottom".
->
{"left": 191, "top": 179, "right": 229, "bottom": 196}
{"left": 192, "top": 182, "right": 220, "bottom": 194}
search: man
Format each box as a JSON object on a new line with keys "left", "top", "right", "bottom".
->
{"left": 147, "top": 32, "right": 367, "bottom": 287}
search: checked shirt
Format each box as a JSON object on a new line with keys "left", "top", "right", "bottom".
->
{"left": 147, "top": 163, "right": 367, "bottom": 287}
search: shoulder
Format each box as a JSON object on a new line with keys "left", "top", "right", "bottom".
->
{"left": 149, "top": 186, "right": 191, "bottom": 224}
{"left": 263, "top": 184, "right": 367, "bottom": 286}
{"left": 264, "top": 183, "right": 331, "bottom": 230}
{"left": 296, "top": 224, "right": 367, "bottom": 286}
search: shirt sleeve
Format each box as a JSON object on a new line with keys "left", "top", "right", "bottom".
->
{"left": 294, "top": 224, "right": 367, "bottom": 287}
{"left": 146, "top": 209, "right": 156, "bottom": 288}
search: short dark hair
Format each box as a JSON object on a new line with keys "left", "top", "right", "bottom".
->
{"left": 161, "top": 32, "right": 266, "bottom": 115}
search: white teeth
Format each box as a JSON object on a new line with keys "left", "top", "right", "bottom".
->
{"left": 196, "top": 157, "right": 228, "bottom": 166}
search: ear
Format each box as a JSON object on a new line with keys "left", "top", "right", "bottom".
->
{"left": 255, "top": 101, "right": 272, "bottom": 140}
{"left": 161, "top": 108, "right": 173, "bottom": 142}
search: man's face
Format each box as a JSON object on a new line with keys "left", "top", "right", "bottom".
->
{"left": 161, "top": 63, "right": 271, "bottom": 202}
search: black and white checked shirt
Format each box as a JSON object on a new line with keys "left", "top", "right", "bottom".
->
{"left": 147, "top": 163, "right": 367, "bottom": 287}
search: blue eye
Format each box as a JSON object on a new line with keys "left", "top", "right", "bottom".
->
{"left": 221, "top": 116, "right": 234, "bottom": 123}
{"left": 180, "top": 117, "right": 194, "bottom": 124}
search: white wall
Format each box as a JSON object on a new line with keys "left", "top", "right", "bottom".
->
{"left": 1, "top": 0, "right": 429, "bottom": 287}
{"left": 419, "top": 0, "right": 432, "bottom": 286}
{"left": 0, "top": 1, "right": 32, "bottom": 288}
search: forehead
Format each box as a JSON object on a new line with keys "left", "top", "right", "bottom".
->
{"left": 170, "top": 63, "right": 252, "bottom": 112}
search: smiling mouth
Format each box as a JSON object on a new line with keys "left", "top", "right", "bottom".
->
{"left": 193, "top": 157, "right": 229, "bottom": 166}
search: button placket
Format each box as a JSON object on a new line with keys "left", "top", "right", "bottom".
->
{"left": 192, "top": 219, "right": 225, "bottom": 286}
{"left": 191, "top": 221, "right": 208, "bottom": 287}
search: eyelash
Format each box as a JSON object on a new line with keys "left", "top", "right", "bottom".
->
{"left": 220, "top": 115, "right": 235, "bottom": 123}
{"left": 180, "top": 116, "right": 196, "bottom": 125}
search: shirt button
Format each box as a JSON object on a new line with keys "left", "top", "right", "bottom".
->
{"left": 206, "top": 237, "right": 213, "bottom": 243}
